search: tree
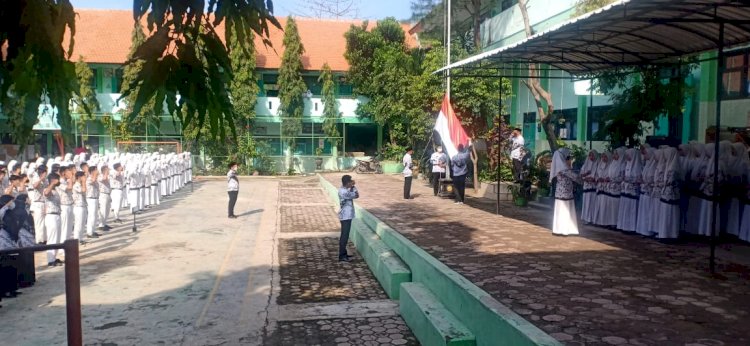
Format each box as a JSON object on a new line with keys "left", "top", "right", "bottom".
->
{"left": 518, "top": 0, "right": 558, "bottom": 152}
{"left": 319, "top": 63, "right": 341, "bottom": 149}
{"left": 117, "top": 22, "right": 158, "bottom": 142}
{"left": 121, "top": 0, "right": 281, "bottom": 141}
{"left": 595, "top": 66, "right": 694, "bottom": 148}
{"left": 228, "top": 16, "right": 259, "bottom": 126}
{"left": 410, "top": 0, "right": 440, "bottom": 22}
{"left": 71, "top": 56, "right": 100, "bottom": 143}
{"left": 574, "top": 0, "right": 616, "bottom": 16}
{"left": 303, "top": 0, "right": 360, "bottom": 19}
{"left": 278, "top": 17, "right": 307, "bottom": 173}
{"left": 0, "top": 0, "right": 77, "bottom": 146}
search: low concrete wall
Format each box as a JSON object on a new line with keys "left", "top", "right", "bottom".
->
{"left": 318, "top": 175, "right": 561, "bottom": 346}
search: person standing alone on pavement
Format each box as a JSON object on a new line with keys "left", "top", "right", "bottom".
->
{"left": 430, "top": 146, "right": 447, "bottom": 196}
{"left": 511, "top": 128, "right": 526, "bottom": 182}
{"left": 402, "top": 147, "right": 414, "bottom": 199}
{"left": 452, "top": 144, "right": 471, "bottom": 205}
{"left": 338, "top": 175, "right": 359, "bottom": 262}
{"left": 227, "top": 162, "right": 239, "bottom": 219}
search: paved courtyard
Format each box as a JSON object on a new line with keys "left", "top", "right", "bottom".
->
{"left": 0, "top": 177, "right": 417, "bottom": 345}
{"left": 323, "top": 173, "right": 750, "bottom": 346}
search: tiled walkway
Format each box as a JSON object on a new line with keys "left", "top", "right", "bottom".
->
{"left": 323, "top": 173, "right": 750, "bottom": 346}
{"left": 266, "top": 178, "right": 418, "bottom": 346}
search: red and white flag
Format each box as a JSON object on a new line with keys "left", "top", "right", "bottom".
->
{"left": 434, "top": 94, "right": 470, "bottom": 158}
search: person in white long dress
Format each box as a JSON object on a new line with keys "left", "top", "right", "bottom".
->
{"left": 580, "top": 150, "right": 599, "bottom": 224}
{"left": 652, "top": 148, "right": 669, "bottom": 235}
{"left": 617, "top": 148, "right": 642, "bottom": 232}
{"left": 593, "top": 152, "right": 611, "bottom": 226}
{"left": 551, "top": 148, "right": 580, "bottom": 236}
{"left": 636, "top": 147, "right": 657, "bottom": 236}
{"left": 697, "top": 142, "right": 729, "bottom": 236}
{"left": 685, "top": 142, "right": 707, "bottom": 234}
{"left": 726, "top": 142, "right": 748, "bottom": 237}
{"left": 602, "top": 147, "right": 626, "bottom": 228}
{"left": 677, "top": 144, "right": 692, "bottom": 232}
{"left": 656, "top": 147, "right": 682, "bottom": 239}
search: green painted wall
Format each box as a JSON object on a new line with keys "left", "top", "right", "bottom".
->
{"left": 577, "top": 96, "right": 587, "bottom": 141}
{"left": 699, "top": 52, "right": 718, "bottom": 103}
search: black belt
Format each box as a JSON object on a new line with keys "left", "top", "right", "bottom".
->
{"left": 101, "top": 192, "right": 110, "bottom": 195}
{"left": 151, "top": 184, "right": 157, "bottom": 186}
{"left": 112, "top": 188, "right": 122, "bottom": 190}
{"left": 47, "top": 212, "right": 60, "bottom": 215}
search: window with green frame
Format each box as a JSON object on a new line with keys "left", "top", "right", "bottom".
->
{"left": 263, "top": 73, "right": 279, "bottom": 97}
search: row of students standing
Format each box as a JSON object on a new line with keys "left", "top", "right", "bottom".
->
{"left": 578, "top": 141, "right": 750, "bottom": 242}
{"left": 0, "top": 151, "right": 193, "bottom": 268}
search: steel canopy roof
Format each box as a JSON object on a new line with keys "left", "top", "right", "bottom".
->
{"left": 435, "top": 0, "right": 750, "bottom": 76}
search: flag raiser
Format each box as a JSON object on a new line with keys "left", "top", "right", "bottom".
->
{"left": 434, "top": 94, "right": 470, "bottom": 158}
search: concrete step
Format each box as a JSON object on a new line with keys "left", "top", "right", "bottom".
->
{"left": 351, "top": 219, "right": 412, "bottom": 299}
{"left": 400, "top": 282, "right": 476, "bottom": 346}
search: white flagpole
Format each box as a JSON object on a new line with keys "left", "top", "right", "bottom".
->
{"left": 445, "top": 0, "right": 452, "bottom": 181}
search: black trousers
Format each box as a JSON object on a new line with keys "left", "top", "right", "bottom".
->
{"left": 404, "top": 176, "right": 413, "bottom": 199}
{"left": 453, "top": 174, "right": 466, "bottom": 202}
{"left": 512, "top": 159, "right": 524, "bottom": 181}
{"left": 227, "top": 191, "right": 238, "bottom": 216}
{"left": 339, "top": 219, "right": 352, "bottom": 258}
{"left": 432, "top": 172, "right": 443, "bottom": 196}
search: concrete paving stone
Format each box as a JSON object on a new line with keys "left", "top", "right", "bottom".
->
{"left": 276, "top": 237, "right": 387, "bottom": 305}
{"left": 265, "top": 317, "right": 418, "bottom": 346}
{"left": 280, "top": 187, "right": 329, "bottom": 205}
{"left": 280, "top": 205, "right": 341, "bottom": 233}
{"left": 323, "top": 173, "right": 750, "bottom": 346}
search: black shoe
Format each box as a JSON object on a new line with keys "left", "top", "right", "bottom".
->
{"left": 97, "top": 226, "right": 105, "bottom": 231}
{"left": 54, "top": 259, "right": 64, "bottom": 266}
{"left": 114, "top": 219, "right": 122, "bottom": 223}
{"left": 339, "top": 257, "right": 351, "bottom": 262}
{"left": 229, "top": 215, "right": 237, "bottom": 219}
{"left": 79, "top": 240, "right": 87, "bottom": 245}
{"left": 88, "top": 233, "right": 100, "bottom": 239}
{"left": 48, "top": 262, "right": 56, "bottom": 267}
{"left": 104, "top": 225, "right": 113, "bottom": 230}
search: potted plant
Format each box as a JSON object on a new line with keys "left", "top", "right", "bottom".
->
{"left": 507, "top": 183, "right": 530, "bottom": 207}
{"left": 315, "top": 148, "right": 324, "bottom": 170}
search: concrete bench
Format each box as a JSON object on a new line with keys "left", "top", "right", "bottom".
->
{"left": 351, "top": 219, "right": 411, "bottom": 299}
{"left": 400, "top": 282, "right": 476, "bottom": 346}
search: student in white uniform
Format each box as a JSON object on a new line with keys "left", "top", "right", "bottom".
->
{"left": 338, "top": 175, "right": 359, "bottom": 262}
{"left": 654, "top": 147, "right": 681, "bottom": 239}
{"left": 726, "top": 142, "right": 749, "bottom": 236}
{"left": 85, "top": 166, "right": 101, "bottom": 239}
{"left": 580, "top": 150, "right": 599, "bottom": 224}
{"left": 550, "top": 148, "right": 580, "bottom": 236}
{"left": 402, "top": 147, "right": 414, "bottom": 200}
{"left": 636, "top": 147, "right": 657, "bottom": 236}
{"left": 72, "top": 171, "right": 89, "bottom": 242}
{"left": 29, "top": 165, "right": 49, "bottom": 244}
{"left": 44, "top": 173, "right": 63, "bottom": 267}
{"left": 97, "top": 165, "right": 112, "bottom": 231}
{"left": 58, "top": 164, "right": 75, "bottom": 244}
{"left": 429, "top": 146, "right": 447, "bottom": 196}
{"left": 617, "top": 148, "right": 642, "bottom": 232}
{"left": 110, "top": 163, "right": 125, "bottom": 223}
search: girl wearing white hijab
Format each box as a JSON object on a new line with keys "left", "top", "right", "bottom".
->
{"left": 602, "top": 147, "right": 626, "bottom": 227}
{"left": 580, "top": 150, "right": 599, "bottom": 224}
{"left": 636, "top": 147, "right": 657, "bottom": 236}
{"left": 551, "top": 147, "right": 580, "bottom": 236}
{"left": 685, "top": 143, "right": 707, "bottom": 234}
{"left": 617, "top": 148, "right": 642, "bottom": 232}
{"left": 726, "top": 142, "right": 749, "bottom": 236}
{"left": 697, "top": 142, "right": 728, "bottom": 236}
{"left": 593, "top": 152, "right": 611, "bottom": 226}
{"left": 656, "top": 147, "right": 681, "bottom": 239}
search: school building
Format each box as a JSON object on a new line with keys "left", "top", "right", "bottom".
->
{"left": 0, "top": 10, "right": 415, "bottom": 173}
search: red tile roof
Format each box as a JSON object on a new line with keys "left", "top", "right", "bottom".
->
{"left": 69, "top": 9, "right": 416, "bottom": 72}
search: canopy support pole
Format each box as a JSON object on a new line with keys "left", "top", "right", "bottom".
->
{"left": 710, "top": 22, "right": 725, "bottom": 274}
{"left": 496, "top": 76, "right": 503, "bottom": 215}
